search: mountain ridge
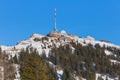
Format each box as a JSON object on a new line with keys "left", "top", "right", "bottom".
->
{"left": 1, "top": 30, "right": 120, "bottom": 54}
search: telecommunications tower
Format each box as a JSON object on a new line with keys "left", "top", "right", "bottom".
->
{"left": 54, "top": 8, "right": 57, "bottom": 32}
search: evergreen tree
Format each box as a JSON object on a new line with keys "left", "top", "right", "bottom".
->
{"left": 20, "top": 50, "right": 50, "bottom": 80}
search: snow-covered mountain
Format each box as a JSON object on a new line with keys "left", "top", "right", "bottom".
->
{"left": 1, "top": 30, "right": 120, "bottom": 80}
{"left": 0, "top": 30, "right": 120, "bottom": 57}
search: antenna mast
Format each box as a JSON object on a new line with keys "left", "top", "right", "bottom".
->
{"left": 54, "top": 8, "right": 57, "bottom": 32}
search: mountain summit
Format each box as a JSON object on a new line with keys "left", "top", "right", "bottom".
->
{"left": 1, "top": 30, "right": 120, "bottom": 55}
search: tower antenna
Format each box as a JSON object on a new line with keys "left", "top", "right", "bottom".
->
{"left": 54, "top": 8, "right": 57, "bottom": 32}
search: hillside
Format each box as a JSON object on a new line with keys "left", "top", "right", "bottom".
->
{"left": 0, "top": 30, "right": 120, "bottom": 80}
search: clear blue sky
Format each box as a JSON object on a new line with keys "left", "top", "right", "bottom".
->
{"left": 0, "top": 0, "right": 120, "bottom": 46}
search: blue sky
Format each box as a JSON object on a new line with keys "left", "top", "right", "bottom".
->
{"left": 0, "top": 0, "right": 120, "bottom": 46}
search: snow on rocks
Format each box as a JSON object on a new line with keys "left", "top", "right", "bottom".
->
{"left": 81, "top": 77, "right": 86, "bottom": 80}
{"left": 104, "top": 50, "right": 113, "bottom": 55}
{"left": 74, "top": 76, "right": 80, "bottom": 80}
{"left": 86, "top": 36, "right": 95, "bottom": 41}
{"left": 70, "top": 46, "right": 75, "bottom": 54}
{"left": 14, "top": 71, "right": 20, "bottom": 80}
{"left": 13, "top": 64, "right": 20, "bottom": 80}
{"left": 30, "top": 33, "right": 44, "bottom": 40}
{"left": 95, "top": 73, "right": 119, "bottom": 80}
{"left": 110, "top": 59, "right": 120, "bottom": 64}
{"left": 43, "top": 48, "right": 51, "bottom": 57}
{"left": 70, "top": 34, "right": 120, "bottom": 49}
{"left": 56, "top": 69, "right": 63, "bottom": 80}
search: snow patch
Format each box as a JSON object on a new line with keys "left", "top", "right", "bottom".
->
{"left": 96, "top": 73, "right": 119, "bottom": 80}
{"left": 86, "top": 36, "right": 95, "bottom": 41}
{"left": 105, "top": 50, "right": 113, "bottom": 55}
{"left": 111, "top": 59, "right": 120, "bottom": 64}
{"left": 57, "top": 70, "right": 63, "bottom": 80}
